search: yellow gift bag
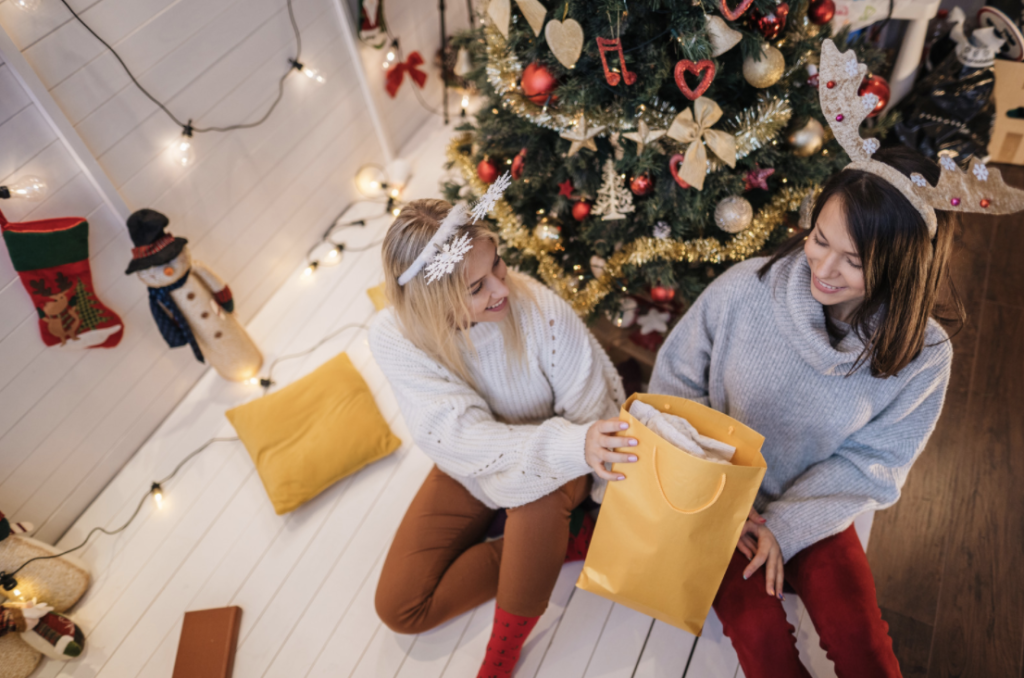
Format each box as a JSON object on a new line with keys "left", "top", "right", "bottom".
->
{"left": 577, "top": 393, "right": 767, "bottom": 635}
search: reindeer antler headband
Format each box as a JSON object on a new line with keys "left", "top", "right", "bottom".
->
{"left": 397, "top": 172, "right": 512, "bottom": 286}
{"left": 805, "top": 40, "right": 1024, "bottom": 237}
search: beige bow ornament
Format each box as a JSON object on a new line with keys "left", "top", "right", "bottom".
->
{"left": 666, "top": 97, "right": 737, "bottom": 191}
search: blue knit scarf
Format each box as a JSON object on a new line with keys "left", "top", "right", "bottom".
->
{"left": 148, "top": 270, "right": 204, "bottom": 362}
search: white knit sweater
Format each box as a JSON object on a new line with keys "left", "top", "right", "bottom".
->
{"left": 369, "top": 272, "right": 625, "bottom": 509}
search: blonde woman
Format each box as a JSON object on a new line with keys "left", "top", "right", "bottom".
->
{"left": 369, "top": 194, "right": 633, "bottom": 678}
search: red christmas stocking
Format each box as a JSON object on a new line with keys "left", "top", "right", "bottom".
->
{"left": 1, "top": 209, "right": 123, "bottom": 348}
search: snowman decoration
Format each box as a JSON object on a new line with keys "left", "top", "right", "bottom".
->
{"left": 125, "top": 209, "right": 262, "bottom": 382}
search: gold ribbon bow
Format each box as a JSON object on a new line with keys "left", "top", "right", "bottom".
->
{"left": 667, "top": 97, "right": 737, "bottom": 191}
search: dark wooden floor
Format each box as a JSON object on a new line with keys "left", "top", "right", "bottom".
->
{"left": 867, "top": 164, "right": 1024, "bottom": 678}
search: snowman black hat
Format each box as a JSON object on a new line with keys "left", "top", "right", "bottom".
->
{"left": 124, "top": 209, "right": 188, "bottom": 274}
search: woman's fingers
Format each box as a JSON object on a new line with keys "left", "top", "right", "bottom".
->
{"left": 601, "top": 434, "right": 637, "bottom": 451}
{"left": 737, "top": 537, "right": 754, "bottom": 560}
{"left": 775, "top": 554, "right": 785, "bottom": 600}
{"left": 765, "top": 550, "right": 777, "bottom": 597}
{"left": 597, "top": 418, "right": 630, "bottom": 434}
{"left": 743, "top": 538, "right": 770, "bottom": 580}
{"left": 599, "top": 450, "right": 638, "bottom": 465}
{"left": 588, "top": 459, "right": 623, "bottom": 482}
{"left": 747, "top": 508, "right": 766, "bottom": 524}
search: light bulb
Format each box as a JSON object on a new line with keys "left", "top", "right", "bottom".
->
{"left": 302, "top": 66, "right": 326, "bottom": 85}
{"left": 11, "top": 0, "right": 40, "bottom": 11}
{"left": 391, "top": 207, "right": 401, "bottom": 216}
{"left": 248, "top": 377, "right": 260, "bottom": 385}
{"left": 0, "top": 176, "right": 47, "bottom": 201}
{"left": 355, "top": 165, "right": 387, "bottom": 198}
{"left": 389, "top": 188, "right": 399, "bottom": 198}
{"left": 461, "top": 94, "right": 469, "bottom": 111}
{"left": 153, "top": 488, "right": 163, "bottom": 508}
{"left": 12, "top": 589, "right": 21, "bottom": 598}
{"left": 303, "top": 262, "right": 318, "bottom": 277}
{"left": 386, "top": 51, "right": 396, "bottom": 62}
{"left": 170, "top": 135, "right": 195, "bottom": 168}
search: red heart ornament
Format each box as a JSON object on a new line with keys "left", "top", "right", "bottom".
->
{"left": 668, "top": 154, "right": 690, "bottom": 189}
{"left": 720, "top": 0, "right": 755, "bottom": 21}
{"left": 674, "top": 59, "right": 716, "bottom": 100}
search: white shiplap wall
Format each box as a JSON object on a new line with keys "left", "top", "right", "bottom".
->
{"left": 0, "top": 0, "right": 462, "bottom": 544}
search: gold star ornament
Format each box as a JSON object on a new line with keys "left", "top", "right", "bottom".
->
{"left": 560, "top": 115, "right": 606, "bottom": 156}
{"left": 623, "top": 119, "right": 667, "bottom": 156}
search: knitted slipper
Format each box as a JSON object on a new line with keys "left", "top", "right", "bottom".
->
{"left": 0, "top": 633, "right": 42, "bottom": 678}
{"left": 0, "top": 536, "right": 89, "bottom": 612}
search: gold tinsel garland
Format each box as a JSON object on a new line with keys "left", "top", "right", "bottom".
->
{"left": 449, "top": 134, "right": 811, "bottom": 316}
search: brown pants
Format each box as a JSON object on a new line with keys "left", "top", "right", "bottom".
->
{"left": 375, "top": 466, "right": 591, "bottom": 634}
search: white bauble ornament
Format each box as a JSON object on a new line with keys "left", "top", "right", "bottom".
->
{"left": 533, "top": 219, "right": 561, "bottom": 243}
{"left": 714, "top": 196, "right": 754, "bottom": 233}
{"left": 743, "top": 44, "right": 785, "bottom": 88}
{"left": 607, "top": 297, "right": 638, "bottom": 328}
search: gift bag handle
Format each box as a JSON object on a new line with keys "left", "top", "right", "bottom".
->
{"left": 652, "top": 446, "right": 727, "bottom": 514}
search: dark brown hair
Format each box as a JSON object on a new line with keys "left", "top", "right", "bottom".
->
{"left": 759, "top": 146, "right": 965, "bottom": 378}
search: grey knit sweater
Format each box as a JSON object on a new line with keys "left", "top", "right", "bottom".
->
{"left": 650, "top": 252, "right": 952, "bottom": 561}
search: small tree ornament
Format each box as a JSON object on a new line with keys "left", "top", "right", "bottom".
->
{"left": 592, "top": 159, "right": 636, "bottom": 221}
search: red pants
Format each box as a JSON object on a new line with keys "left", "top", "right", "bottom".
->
{"left": 713, "top": 525, "right": 901, "bottom": 678}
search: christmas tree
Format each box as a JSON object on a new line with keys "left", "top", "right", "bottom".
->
{"left": 445, "top": 0, "right": 890, "bottom": 320}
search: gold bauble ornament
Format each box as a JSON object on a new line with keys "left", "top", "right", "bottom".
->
{"left": 787, "top": 117, "right": 825, "bottom": 157}
{"left": 743, "top": 44, "right": 785, "bottom": 89}
{"left": 714, "top": 196, "right": 754, "bottom": 233}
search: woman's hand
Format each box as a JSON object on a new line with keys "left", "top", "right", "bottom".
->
{"left": 737, "top": 508, "right": 785, "bottom": 599}
{"left": 584, "top": 419, "right": 637, "bottom": 481}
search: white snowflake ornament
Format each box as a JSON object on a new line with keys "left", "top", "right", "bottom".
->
{"left": 862, "top": 138, "right": 880, "bottom": 156}
{"left": 939, "top": 156, "right": 957, "bottom": 171}
{"left": 636, "top": 308, "right": 670, "bottom": 335}
{"left": 471, "top": 171, "right": 512, "bottom": 223}
{"left": 973, "top": 163, "right": 989, "bottom": 181}
{"left": 424, "top": 233, "right": 474, "bottom": 284}
{"left": 910, "top": 173, "right": 929, "bottom": 187}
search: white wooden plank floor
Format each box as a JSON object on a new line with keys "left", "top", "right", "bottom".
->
{"left": 38, "top": 118, "right": 872, "bottom": 678}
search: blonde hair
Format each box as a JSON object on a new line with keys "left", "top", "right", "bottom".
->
{"left": 382, "top": 198, "right": 533, "bottom": 386}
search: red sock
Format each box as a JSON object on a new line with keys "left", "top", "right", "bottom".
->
{"left": 477, "top": 606, "right": 539, "bottom": 678}
{"left": 565, "top": 512, "right": 595, "bottom": 562}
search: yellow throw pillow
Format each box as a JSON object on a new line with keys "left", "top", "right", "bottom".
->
{"left": 367, "top": 282, "right": 387, "bottom": 311}
{"left": 226, "top": 352, "right": 400, "bottom": 514}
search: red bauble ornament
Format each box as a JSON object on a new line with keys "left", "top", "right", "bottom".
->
{"left": 511, "top": 148, "right": 527, "bottom": 180}
{"left": 807, "top": 0, "right": 835, "bottom": 24}
{"left": 572, "top": 201, "right": 592, "bottom": 221}
{"left": 630, "top": 174, "right": 654, "bottom": 196}
{"left": 477, "top": 158, "right": 500, "bottom": 184}
{"left": 521, "top": 63, "right": 558, "bottom": 105}
{"left": 751, "top": 2, "right": 789, "bottom": 40}
{"left": 858, "top": 75, "right": 890, "bottom": 118}
{"left": 650, "top": 285, "right": 676, "bottom": 303}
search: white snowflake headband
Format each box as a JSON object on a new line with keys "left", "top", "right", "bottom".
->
{"left": 397, "top": 172, "right": 512, "bottom": 286}
{"left": 805, "top": 40, "right": 1024, "bottom": 238}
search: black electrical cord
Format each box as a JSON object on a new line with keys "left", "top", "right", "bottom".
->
{"left": 260, "top": 323, "right": 370, "bottom": 391}
{"left": 0, "top": 437, "right": 239, "bottom": 586}
{"left": 56, "top": 0, "right": 304, "bottom": 135}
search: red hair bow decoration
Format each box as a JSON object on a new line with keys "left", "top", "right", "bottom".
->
{"left": 385, "top": 51, "right": 428, "bottom": 98}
